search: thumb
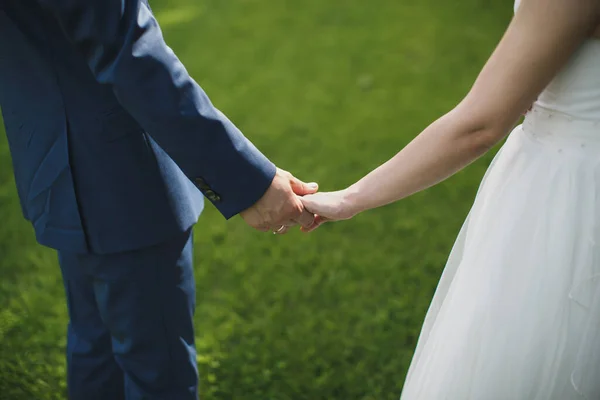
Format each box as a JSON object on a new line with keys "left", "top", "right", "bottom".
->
{"left": 290, "top": 178, "right": 319, "bottom": 196}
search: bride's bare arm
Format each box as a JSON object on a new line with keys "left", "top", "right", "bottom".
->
{"left": 304, "top": 0, "right": 600, "bottom": 224}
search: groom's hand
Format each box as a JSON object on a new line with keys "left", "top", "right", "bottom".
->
{"left": 240, "top": 168, "right": 318, "bottom": 233}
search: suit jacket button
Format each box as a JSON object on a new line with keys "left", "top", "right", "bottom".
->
{"left": 194, "top": 177, "right": 210, "bottom": 191}
{"left": 205, "top": 190, "right": 221, "bottom": 202}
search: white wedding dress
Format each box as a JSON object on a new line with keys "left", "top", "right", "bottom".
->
{"left": 400, "top": 2, "right": 600, "bottom": 399}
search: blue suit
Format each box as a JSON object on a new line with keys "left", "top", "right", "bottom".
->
{"left": 0, "top": 0, "right": 275, "bottom": 398}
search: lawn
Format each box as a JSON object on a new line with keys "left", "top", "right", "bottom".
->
{"left": 0, "top": 1, "right": 512, "bottom": 399}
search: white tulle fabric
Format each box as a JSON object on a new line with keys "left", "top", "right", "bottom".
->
{"left": 400, "top": 3, "right": 600, "bottom": 398}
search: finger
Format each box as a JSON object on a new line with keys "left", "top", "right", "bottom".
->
{"left": 290, "top": 177, "right": 319, "bottom": 196}
{"left": 274, "top": 226, "right": 291, "bottom": 235}
{"left": 293, "top": 208, "right": 316, "bottom": 228}
{"left": 312, "top": 216, "right": 330, "bottom": 229}
{"left": 269, "top": 224, "right": 285, "bottom": 232}
{"left": 252, "top": 221, "right": 271, "bottom": 232}
{"left": 306, "top": 216, "right": 329, "bottom": 232}
{"left": 300, "top": 217, "right": 328, "bottom": 233}
{"left": 299, "top": 195, "right": 319, "bottom": 214}
{"left": 315, "top": 215, "right": 329, "bottom": 225}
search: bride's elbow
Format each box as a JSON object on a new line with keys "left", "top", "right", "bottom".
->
{"left": 458, "top": 123, "right": 507, "bottom": 156}
{"left": 451, "top": 109, "right": 510, "bottom": 154}
{"left": 452, "top": 98, "right": 514, "bottom": 153}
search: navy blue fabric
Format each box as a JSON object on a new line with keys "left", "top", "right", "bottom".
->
{"left": 0, "top": 0, "right": 276, "bottom": 254}
{"left": 58, "top": 228, "right": 198, "bottom": 400}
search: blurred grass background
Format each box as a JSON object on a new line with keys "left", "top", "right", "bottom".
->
{"left": 0, "top": 0, "right": 513, "bottom": 398}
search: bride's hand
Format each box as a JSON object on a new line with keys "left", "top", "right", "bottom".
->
{"left": 299, "top": 189, "right": 360, "bottom": 232}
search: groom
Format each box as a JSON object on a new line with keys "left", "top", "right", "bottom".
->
{"left": 0, "top": 0, "right": 316, "bottom": 399}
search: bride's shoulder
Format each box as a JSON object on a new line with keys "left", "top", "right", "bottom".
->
{"left": 515, "top": 0, "right": 600, "bottom": 39}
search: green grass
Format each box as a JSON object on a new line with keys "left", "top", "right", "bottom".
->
{"left": 0, "top": 1, "right": 512, "bottom": 398}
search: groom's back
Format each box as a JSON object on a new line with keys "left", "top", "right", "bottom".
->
{"left": 0, "top": 0, "right": 122, "bottom": 118}
{"left": 0, "top": 0, "right": 204, "bottom": 254}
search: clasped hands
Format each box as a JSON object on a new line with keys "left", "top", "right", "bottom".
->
{"left": 240, "top": 168, "right": 358, "bottom": 234}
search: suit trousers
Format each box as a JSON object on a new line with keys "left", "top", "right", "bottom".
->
{"left": 57, "top": 228, "right": 198, "bottom": 400}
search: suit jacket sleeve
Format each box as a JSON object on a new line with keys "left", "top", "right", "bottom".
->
{"left": 37, "top": 0, "right": 277, "bottom": 219}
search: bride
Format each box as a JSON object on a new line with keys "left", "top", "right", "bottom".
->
{"left": 298, "top": 0, "right": 600, "bottom": 398}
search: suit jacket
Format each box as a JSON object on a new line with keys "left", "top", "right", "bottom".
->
{"left": 0, "top": 0, "right": 276, "bottom": 254}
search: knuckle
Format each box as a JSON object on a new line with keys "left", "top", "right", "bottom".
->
{"left": 278, "top": 168, "right": 290, "bottom": 177}
{"left": 292, "top": 202, "right": 303, "bottom": 216}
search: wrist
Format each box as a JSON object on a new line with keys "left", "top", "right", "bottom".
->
{"left": 342, "top": 184, "right": 366, "bottom": 217}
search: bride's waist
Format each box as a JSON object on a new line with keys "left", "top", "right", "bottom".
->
{"left": 520, "top": 105, "right": 600, "bottom": 150}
